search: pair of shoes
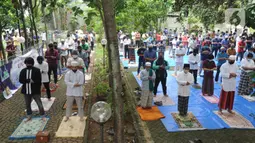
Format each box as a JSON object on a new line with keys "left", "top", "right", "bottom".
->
{"left": 154, "top": 101, "right": 162, "bottom": 106}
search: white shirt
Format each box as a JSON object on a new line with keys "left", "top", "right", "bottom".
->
{"left": 58, "top": 43, "right": 68, "bottom": 56}
{"left": 241, "top": 59, "right": 255, "bottom": 73}
{"left": 188, "top": 54, "right": 200, "bottom": 70}
{"left": 176, "top": 71, "right": 194, "bottom": 97}
{"left": 65, "top": 38, "right": 75, "bottom": 50}
{"left": 65, "top": 70, "right": 84, "bottom": 96}
{"left": 67, "top": 57, "right": 85, "bottom": 69}
{"left": 172, "top": 39, "right": 177, "bottom": 49}
{"left": 34, "top": 61, "right": 49, "bottom": 83}
{"left": 140, "top": 69, "right": 156, "bottom": 90}
{"left": 220, "top": 62, "right": 239, "bottom": 92}
{"left": 175, "top": 48, "right": 186, "bottom": 63}
{"left": 123, "top": 39, "right": 131, "bottom": 46}
{"left": 188, "top": 38, "right": 197, "bottom": 50}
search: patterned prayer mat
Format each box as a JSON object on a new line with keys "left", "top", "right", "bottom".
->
{"left": 55, "top": 116, "right": 87, "bottom": 137}
{"left": 136, "top": 106, "right": 165, "bottom": 121}
{"left": 154, "top": 95, "right": 175, "bottom": 106}
{"left": 30, "top": 97, "right": 56, "bottom": 112}
{"left": 200, "top": 94, "right": 219, "bottom": 104}
{"left": 241, "top": 95, "right": 255, "bottom": 102}
{"left": 9, "top": 117, "right": 49, "bottom": 140}
{"left": 171, "top": 112, "right": 203, "bottom": 130}
{"left": 214, "top": 111, "right": 254, "bottom": 128}
{"left": 41, "top": 83, "right": 59, "bottom": 93}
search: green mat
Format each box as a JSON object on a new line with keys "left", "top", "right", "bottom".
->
{"left": 9, "top": 117, "right": 49, "bottom": 140}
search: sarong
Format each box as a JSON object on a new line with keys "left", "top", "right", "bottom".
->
{"left": 218, "top": 89, "right": 235, "bottom": 110}
{"left": 178, "top": 96, "right": 189, "bottom": 116}
{"left": 238, "top": 71, "right": 253, "bottom": 95}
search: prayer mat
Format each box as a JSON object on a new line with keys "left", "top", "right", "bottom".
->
{"left": 136, "top": 106, "right": 165, "bottom": 121}
{"left": 41, "top": 83, "right": 59, "bottom": 93}
{"left": 154, "top": 95, "right": 175, "bottom": 106}
{"left": 85, "top": 73, "right": 91, "bottom": 81}
{"left": 241, "top": 95, "right": 255, "bottom": 102}
{"left": 171, "top": 112, "right": 203, "bottom": 130}
{"left": 200, "top": 94, "right": 219, "bottom": 104}
{"left": 55, "top": 116, "right": 87, "bottom": 137}
{"left": 9, "top": 117, "right": 49, "bottom": 140}
{"left": 214, "top": 111, "right": 254, "bottom": 128}
{"left": 30, "top": 97, "right": 56, "bottom": 112}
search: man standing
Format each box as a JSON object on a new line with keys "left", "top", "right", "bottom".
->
{"left": 218, "top": 55, "right": 239, "bottom": 114}
{"left": 199, "top": 46, "right": 211, "bottom": 76}
{"left": 227, "top": 44, "right": 237, "bottom": 56}
{"left": 58, "top": 39, "right": 68, "bottom": 68}
{"left": 45, "top": 43, "right": 58, "bottom": 88}
{"left": 144, "top": 45, "right": 157, "bottom": 66}
{"left": 19, "top": 57, "right": 45, "bottom": 121}
{"left": 236, "top": 36, "right": 246, "bottom": 61}
{"left": 35, "top": 56, "right": 51, "bottom": 100}
{"left": 202, "top": 54, "right": 216, "bottom": 96}
{"left": 139, "top": 62, "right": 156, "bottom": 109}
{"left": 66, "top": 34, "right": 75, "bottom": 56}
{"left": 81, "top": 39, "right": 91, "bottom": 65}
{"left": 215, "top": 47, "right": 228, "bottom": 83}
{"left": 153, "top": 52, "right": 170, "bottom": 97}
{"left": 67, "top": 50, "right": 85, "bottom": 72}
{"left": 176, "top": 64, "right": 194, "bottom": 116}
{"left": 175, "top": 44, "right": 186, "bottom": 76}
{"left": 77, "top": 46, "right": 89, "bottom": 72}
{"left": 188, "top": 49, "right": 200, "bottom": 85}
{"left": 64, "top": 61, "right": 85, "bottom": 122}
{"left": 137, "top": 43, "right": 146, "bottom": 76}
{"left": 135, "top": 31, "right": 141, "bottom": 48}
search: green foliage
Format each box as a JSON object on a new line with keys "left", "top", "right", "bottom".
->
{"left": 246, "top": 3, "right": 255, "bottom": 29}
{"left": 0, "top": 0, "right": 17, "bottom": 29}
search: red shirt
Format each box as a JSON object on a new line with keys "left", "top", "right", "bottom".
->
{"left": 182, "top": 36, "right": 188, "bottom": 46}
{"left": 202, "top": 40, "right": 211, "bottom": 47}
{"left": 237, "top": 41, "right": 246, "bottom": 52}
{"left": 45, "top": 49, "right": 58, "bottom": 65}
{"left": 156, "top": 34, "right": 161, "bottom": 41}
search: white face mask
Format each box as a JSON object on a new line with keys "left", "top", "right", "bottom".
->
{"left": 73, "top": 55, "right": 78, "bottom": 59}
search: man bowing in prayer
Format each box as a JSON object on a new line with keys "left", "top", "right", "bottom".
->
{"left": 218, "top": 55, "right": 239, "bottom": 114}
{"left": 64, "top": 61, "right": 85, "bottom": 122}
{"left": 139, "top": 62, "right": 156, "bottom": 109}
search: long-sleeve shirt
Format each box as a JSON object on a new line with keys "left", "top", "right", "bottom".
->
{"left": 58, "top": 43, "right": 68, "bottom": 56}
{"left": 188, "top": 54, "right": 200, "bottom": 70}
{"left": 64, "top": 70, "right": 84, "bottom": 96}
{"left": 45, "top": 49, "right": 58, "bottom": 65}
{"left": 140, "top": 69, "right": 156, "bottom": 90}
{"left": 220, "top": 62, "right": 239, "bottom": 92}
{"left": 65, "top": 38, "right": 75, "bottom": 50}
{"left": 176, "top": 71, "right": 194, "bottom": 97}
{"left": 34, "top": 61, "right": 49, "bottom": 83}
{"left": 241, "top": 59, "right": 255, "bottom": 73}
{"left": 67, "top": 57, "right": 85, "bottom": 69}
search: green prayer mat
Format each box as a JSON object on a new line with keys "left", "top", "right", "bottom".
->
{"left": 171, "top": 112, "right": 203, "bottom": 130}
{"left": 9, "top": 117, "right": 49, "bottom": 140}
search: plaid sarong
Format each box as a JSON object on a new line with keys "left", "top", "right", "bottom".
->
{"left": 238, "top": 71, "right": 253, "bottom": 95}
{"left": 178, "top": 96, "right": 189, "bottom": 116}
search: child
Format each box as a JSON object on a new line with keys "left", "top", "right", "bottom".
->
{"left": 140, "top": 62, "right": 156, "bottom": 109}
{"left": 176, "top": 64, "right": 194, "bottom": 116}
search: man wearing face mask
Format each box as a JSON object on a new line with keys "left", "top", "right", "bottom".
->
{"left": 64, "top": 61, "right": 85, "bottom": 122}
{"left": 227, "top": 44, "right": 236, "bottom": 56}
{"left": 218, "top": 55, "right": 239, "bottom": 114}
{"left": 19, "top": 57, "right": 45, "bottom": 122}
{"left": 144, "top": 44, "right": 157, "bottom": 66}
{"left": 238, "top": 53, "right": 255, "bottom": 96}
{"left": 202, "top": 54, "right": 216, "bottom": 96}
{"left": 45, "top": 43, "right": 59, "bottom": 88}
{"left": 153, "top": 52, "right": 170, "bottom": 97}
{"left": 58, "top": 39, "right": 68, "bottom": 68}
{"left": 175, "top": 44, "right": 186, "bottom": 76}
{"left": 35, "top": 56, "right": 51, "bottom": 100}
{"left": 176, "top": 64, "right": 194, "bottom": 116}
{"left": 67, "top": 50, "right": 85, "bottom": 73}
{"left": 188, "top": 49, "right": 200, "bottom": 85}
{"left": 77, "top": 46, "right": 89, "bottom": 72}
{"left": 215, "top": 47, "right": 228, "bottom": 83}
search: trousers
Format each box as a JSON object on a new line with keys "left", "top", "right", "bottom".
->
{"left": 24, "top": 94, "right": 45, "bottom": 116}
{"left": 66, "top": 96, "right": 84, "bottom": 118}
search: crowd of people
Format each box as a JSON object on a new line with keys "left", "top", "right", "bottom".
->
{"left": 18, "top": 31, "right": 95, "bottom": 122}
{"left": 119, "top": 28, "right": 255, "bottom": 117}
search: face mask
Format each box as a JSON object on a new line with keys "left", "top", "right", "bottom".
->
{"left": 229, "top": 61, "right": 234, "bottom": 64}
{"left": 72, "top": 69, "right": 77, "bottom": 73}
{"left": 38, "top": 60, "right": 43, "bottom": 64}
{"left": 193, "top": 53, "right": 197, "bottom": 56}
{"left": 27, "top": 65, "right": 33, "bottom": 69}
{"left": 73, "top": 55, "right": 78, "bottom": 59}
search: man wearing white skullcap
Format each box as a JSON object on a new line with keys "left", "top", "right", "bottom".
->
{"left": 218, "top": 55, "right": 239, "bottom": 114}
{"left": 64, "top": 61, "right": 85, "bottom": 122}
{"left": 139, "top": 62, "right": 156, "bottom": 108}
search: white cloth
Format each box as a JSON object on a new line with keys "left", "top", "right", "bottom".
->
{"left": 220, "top": 62, "right": 239, "bottom": 92}
{"left": 175, "top": 48, "right": 186, "bottom": 63}
{"left": 241, "top": 59, "right": 255, "bottom": 73}
{"left": 140, "top": 69, "right": 156, "bottom": 90}
{"left": 172, "top": 39, "right": 177, "bottom": 49}
{"left": 131, "top": 32, "right": 136, "bottom": 40}
{"left": 65, "top": 70, "right": 84, "bottom": 96}
{"left": 34, "top": 61, "right": 49, "bottom": 83}
{"left": 176, "top": 71, "right": 194, "bottom": 97}
{"left": 58, "top": 43, "right": 68, "bottom": 56}
{"left": 188, "top": 38, "right": 197, "bottom": 49}
{"left": 188, "top": 54, "right": 200, "bottom": 70}
{"left": 67, "top": 57, "right": 85, "bottom": 68}
{"left": 41, "top": 33, "right": 46, "bottom": 41}
{"left": 123, "top": 39, "right": 131, "bottom": 46}
{"left": 65, "top": 38, "right": 75, "bottom": 50}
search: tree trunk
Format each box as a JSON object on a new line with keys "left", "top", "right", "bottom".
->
{"left": 29, "top": 0, "right": 38, "bottom": 44}
{"left": 15, "top": 8, "right": 24, "bottom": 53}
{"left": 42, "top": 8, "right": 48, "bottom": 42}
{"left": 29, "top": 15, "right": 35, "bottom": 46}
{"left": 19, "top": 0, "right": 28, "bottom": 49}
{"left": 0, "top": 27, "right": 6, "bottom": 62}
{"left": 52, "top": 10, "right": 57, "bottom": 30}
{"left": 101, "top": 0, "right": 124, "bottom": 142}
